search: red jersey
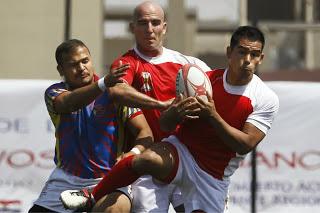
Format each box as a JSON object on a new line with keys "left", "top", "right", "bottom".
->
{"left": 111, "top": 47, "right": 211, "bottom": 142}
{"left": 176, "top": 69, "right": 279, "bottom": 180}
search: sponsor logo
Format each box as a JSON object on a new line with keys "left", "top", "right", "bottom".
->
{"left": 0, "top": 149, "right": 54, "bottom": 169}
{"left": 240, "top": 151, "right": 320, "bottom": 170}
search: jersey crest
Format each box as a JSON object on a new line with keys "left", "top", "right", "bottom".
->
{"left": 141, "top": 71, "right": 153, "bottom": 92}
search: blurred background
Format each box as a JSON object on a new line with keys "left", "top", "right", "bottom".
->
{"left": 1, "top": 0, "right": 320, "bottom": 81}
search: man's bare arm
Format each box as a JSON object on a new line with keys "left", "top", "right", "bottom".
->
{"left": 108, "top": 83, "right": 170, "bottom": 110}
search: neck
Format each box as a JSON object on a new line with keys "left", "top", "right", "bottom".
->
{"left": 226, "top": 68, "right": 253, "bottom": 86}
{"left": 136, "top": 46, "right": 163, "bottom": 57}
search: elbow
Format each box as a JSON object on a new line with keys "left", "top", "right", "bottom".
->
{"left": 237, "top": 149, "right": 251, "bottom": 155}
{"left": 237, "top": 143, "right": 256, "bottom": 155}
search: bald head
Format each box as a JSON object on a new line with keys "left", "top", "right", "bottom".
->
{"left": 132, "top": 1, "right": 165, "bottom": 22}
{"left": 130, "top": 1, "right": 167, "bottom": 57}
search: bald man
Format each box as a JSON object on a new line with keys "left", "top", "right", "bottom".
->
{"left": 60, "top": 1, "right": 212, "bottom": 212}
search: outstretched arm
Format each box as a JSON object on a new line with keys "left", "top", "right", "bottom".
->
{"left": 54, "top": 64, "right": 128, "bottom": 113}
{"left": 108, "top": 83, "right": 171, "bottom": 110}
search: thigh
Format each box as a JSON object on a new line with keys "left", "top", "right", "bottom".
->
{"left": 166, "top": 136, "right": 229, "bottom": 213}
{"left": 92, "top": 191, "right": 131, "bottom": 213}
{"left": 131, "top": 175, "right": 170, "bottom": 213}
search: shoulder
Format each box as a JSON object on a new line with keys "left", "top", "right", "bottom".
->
{"left": 44, "top": 82, "right": 69, "bottom": 103}
{"left": 111, "top": 49, "right": 140, "bottom": 66}
{"left": 45, "top": 82, "right": 67, "bottom": 93}
{"left": 206, "top": 68, "right": 225, "bottom": 82}
{"left": 251, "top": 75, "right": 279, "bottom": 112}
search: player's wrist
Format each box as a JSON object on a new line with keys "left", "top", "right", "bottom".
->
{"left": 130, "top": 147, "right": 141, "bottom": 155}
{"left": 157, "top": 100, "right": 169, "bottom": 110}
{"left": 97, "top": 76, "right": 107, "bottom": 91}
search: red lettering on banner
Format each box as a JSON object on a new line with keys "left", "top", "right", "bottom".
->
{"left": 256, "top": 152, "right": 273, "bottom": 169}
{"left": 36, "top": 150, "right": 55, "bottom": 169}
{"left": 274, "top": 152, "right": 296, "bottom": 168}
{"left": 299, "top": 151, "right": 320, "bottom": 170}
{"left": 241, "top": 151, "right": 320, "bottom": 170}
{"left": 0, "top": 149, "right": 54, "bottom": 169}
{"left": 7, "top": 150, "right": 34, "bottom": 168}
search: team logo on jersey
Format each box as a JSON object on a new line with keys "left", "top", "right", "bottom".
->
{"left": 141, "top": 72, "right": 153, "bottom": 92}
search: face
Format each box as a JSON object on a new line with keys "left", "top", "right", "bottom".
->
{"left": 130, "top": 4, "right": 167, "bottom": 57}
{"left": 227, "top": 38, "right": 264, "bottom": 85}
{"left": 58, "top": 46, "right": 95, "bottom": 89}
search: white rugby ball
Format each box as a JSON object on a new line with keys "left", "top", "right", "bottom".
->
{"left": 175, "top": 63, "right": 212, "bottom": 101}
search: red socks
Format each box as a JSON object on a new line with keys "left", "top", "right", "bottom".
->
{"left": 92, "top": 155, "right": 140, "bottom": 202}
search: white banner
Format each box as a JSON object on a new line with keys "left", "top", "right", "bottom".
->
{"left": 1, "top": 80, "right": 320, "bottom": 212}
{"left": 0, "top": 80, "right": 56, "bottom": 212}
{"left": 228, "top": 81, "right": 320, "bottom": 212}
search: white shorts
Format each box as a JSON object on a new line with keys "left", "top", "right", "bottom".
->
{"left": 132, "top": 175, "right": 183, "bottom": 213}
{"left": 164, "top": 135, "right": 230, "bottom": 213}
{"left": 33, "top": 167, "right": 131, "bottom": 213}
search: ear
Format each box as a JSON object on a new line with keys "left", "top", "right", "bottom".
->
{"left": 162, "top": 21, "right": 167, "bottom": 35}
{"left": 226, "top": 46, "right": 231, "bottom": 59}
{"left": 258, "top": 53, "right": 265, "bottom": 65}
{"left": 129, "top": 22, "right": 134, "bottom": 34}
{"left": 57, "top": 65, "right": 63, "bottom": 76}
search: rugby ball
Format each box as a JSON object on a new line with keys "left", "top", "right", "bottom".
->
{"left": 176, "top": 64, "right": 212, "bottom": 101}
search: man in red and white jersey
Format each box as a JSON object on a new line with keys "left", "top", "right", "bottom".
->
{"left": 60, "top": 1, "right": 211, "bottom": 212}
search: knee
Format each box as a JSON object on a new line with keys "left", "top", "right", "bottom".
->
{"left": 133, "top": 151, "right": 161, "bottom": 173}
{"left": 93, "top": 194, "right": 131, "bottom": 213}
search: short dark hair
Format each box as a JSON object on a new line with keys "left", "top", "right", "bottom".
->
{"left": 230, "top": 26, "right": 265, "bottom": 51}
{"left": 55, "top": 39, "right": 90, "bottom": 66}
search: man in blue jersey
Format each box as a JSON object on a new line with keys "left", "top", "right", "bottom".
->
{"left": 28, "top": 39, "right": 153, "bottom": 212}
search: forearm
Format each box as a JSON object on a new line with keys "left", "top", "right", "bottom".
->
{"left": 128, "top": 114, "right": 154, "bottom": 153}
{"left": 108, "top": 83, "right": 166, "bottom": 109}
{"left": 56, "top": 83, "right": 102, "bottom": 113}
{"left": 207, "top": 113, "right": 257, "bottom": 155}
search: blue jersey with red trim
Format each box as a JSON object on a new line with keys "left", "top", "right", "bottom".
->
{"left": 44, "top": 82, "right": 140, "bottom": 179}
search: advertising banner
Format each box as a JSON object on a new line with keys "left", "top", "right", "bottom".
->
{"left": 0, "top": 80, "right": 56, "bottom": 212}
{"left": 228, "top": 81, "right": 320, "bottom": 212}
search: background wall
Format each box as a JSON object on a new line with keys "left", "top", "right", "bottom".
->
{"left": 0, "top": 0, "right": 103, "bottom": 80}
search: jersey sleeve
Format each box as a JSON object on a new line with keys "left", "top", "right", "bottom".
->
{"left": 121, "top": 106, "right": 143, "bottom": 122}
{"left": 116, "top": 105, "right": 143, "bottom": 155}
{"left": 44, "top": 83, "right": 68, "bottom": 113}
{"left": 246, "top": 88, "right": 279, "bottom": 134}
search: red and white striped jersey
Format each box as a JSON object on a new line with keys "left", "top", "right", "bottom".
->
{"left": 176, "top": 68, "right": 279, "bottom": 180}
